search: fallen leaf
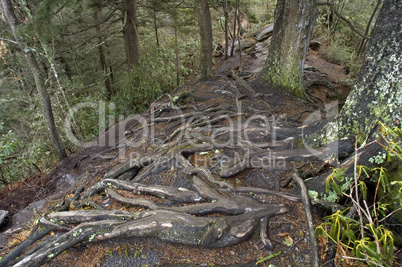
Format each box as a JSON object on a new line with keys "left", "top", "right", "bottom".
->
{"left": 277, "top": 232, "right": 290, "bottom": 237}
{"left": 284, "top": 236, "right": 293, "bottom": 247}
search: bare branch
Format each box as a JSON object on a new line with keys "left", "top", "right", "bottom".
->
{"left": 317, "top": 2, "right": 370, "bottom": 38}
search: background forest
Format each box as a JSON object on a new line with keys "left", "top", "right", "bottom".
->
{"left": 0, "top": 0, "right": 380, "bottom": 187}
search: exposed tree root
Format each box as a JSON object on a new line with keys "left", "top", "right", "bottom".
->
{"left": 1, "top": 79, "right": 327, "bottom": 267}
{"left": 4, "top": 176, "right": 289, "bottom": 267}
{"left": 292, "top": 171, "right": 319, "bottom": 267}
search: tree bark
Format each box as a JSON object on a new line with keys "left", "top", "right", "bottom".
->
{"left": 94, "top": 3, "right": 114, "bottom": 100}
{"left": 153, "top": 10, "right": 159, "bottom": 47}
{"left": 122, "top": 0, "right": 140, "bottom": 72}
{"left": 1, "top": 0, "right": 67, "bottom": 161}
{"left": 257, "top": 0, "right": 317, "bottom": 97}
{"left": 196, "top": 0, "right": 213, "bottom": 80}
{"left": 174, "top": 26, "right": 180, "bottom": 87}
{"left": 236, "top": 0, "right": 242, "bottom": 72}
{"left": 230, "top": 1, "right": 238, "bottom": 57}
{"left": 94, "top": 2, "right": 113, "bottom": 99}
{"left": 335, "top": 0, "right": 401, "bottom": 141}
{"left": 224, "top": 0, "right": 229, "bottom": 60}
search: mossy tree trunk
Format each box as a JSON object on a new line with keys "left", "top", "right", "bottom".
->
{"left": 336, "top": 0, "right": 401, "bottom": 142}
{"left": 257, "top": 0, "right": 317, "bottom": 97}
{"left": 196, "top": 0, "right": 213, "bottom": 80}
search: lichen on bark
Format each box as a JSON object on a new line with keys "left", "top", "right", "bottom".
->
{"left": 336, "top": 0, "right": 401, "bottom": 142}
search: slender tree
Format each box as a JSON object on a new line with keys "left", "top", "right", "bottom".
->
{"left": 1, "top": 0, "right": 67, "bottom": 161}
{"left": 196, "top": 0, "right": 213, "bottom": 80}
{"left": 257, "top": 0, "right": 317, "bottom": 97}
{"left": 224, "top": 0, "right": 229, "bottom": 60}
{"left": 235, "top": 0, "right": 242, "bottom": 71}
{"left": 174, "top": 26, "right": 180, "bottom": 87}
{"left": 230, "top": 0, "right": 238, "bottom": 57}
{"left": 93, "top": 1, "right": 113, "bottom": 98}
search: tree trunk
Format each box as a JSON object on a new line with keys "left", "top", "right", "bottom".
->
{"left": 122, "top": 0, "right": 140, "bottom": 72}
{"left": 257, "top": 0, "right": 317, "bottom": 97}
{"left": 196, "top": 0, "right": 213, "bottom": 80}
{"left": 236, "top": 0, "right": 242, "bottom": 72}
{"left": 153, "top": 7, "right": 160, "bottom": 47}
{"left": 174, "top": 26, "right": 180, "bottom": 87}
{"left": 1, "top": 0, "right": 67, "bottom": 161}
{"left": 224, "top": 0, "right": 229, "bottom": 60}
{"left": 230, "top": 1, "right": 238, "bottom": 57}
{"left": 94, "top": 3, "right": 113, "bottom": 99}
{"left": 335, "top": 0, "right": 401, "bottom": 142}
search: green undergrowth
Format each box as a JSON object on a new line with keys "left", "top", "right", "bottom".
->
{"left": 312, "top": 0, "right": 379, "bottom": 81}
{"left": 0, "top": 122, "right": 58, "bottom": 188}
{"left": 112, "top": 42, "right": 196, "bottom": 117}
{"left": 316, "top": 123, "right": 402, "bottom": 266}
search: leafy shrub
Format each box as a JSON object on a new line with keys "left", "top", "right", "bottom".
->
{"left": 0, "top": 124, "right": 20, "bottom": 185}
{"left": 0, "top": 124, "right": 18, "bottom": 165}
{"left": 316, "top": 123, "right": 401, "bottom": 266}
{"left": 320, "top": 39, "right": 352, "bottom": 65}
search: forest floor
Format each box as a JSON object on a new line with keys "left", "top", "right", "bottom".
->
{"left": 0, "top": 38, "right": 354, "bottom": 267}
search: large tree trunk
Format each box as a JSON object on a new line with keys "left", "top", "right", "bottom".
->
{"left": 257, "top": 0, "right": 317, "bottom": 97}
{"left": 196, "top": 0, "right": 213, "bottom": 80}
{"left": 122, "top": 0, "right": 140, "bottom": 72}
{"left": 1, "top": 0, "right": 67, "bottom": 161}
{"left": 336, "top": 0, "right": 401, "bottom": 142}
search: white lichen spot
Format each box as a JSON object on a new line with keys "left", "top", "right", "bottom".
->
{"left": 161, "top": 223, "right": 173, "bottom": 228}
{"left": 88, "top": 233, "right": 97, "bottom": 242}
{"left": 72, "top": 228, "right": 83, "bottom": 237}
